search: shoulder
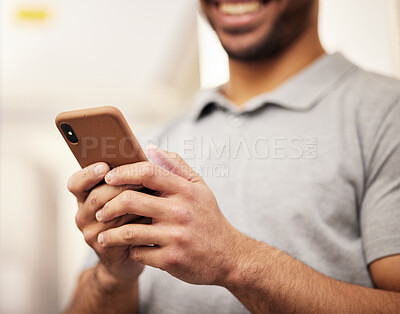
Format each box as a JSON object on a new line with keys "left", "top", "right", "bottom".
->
{"left": 342, "top": 69, "right": 400, "bottom": 168}
{"left": 336, "top": 65, "right": 400, "bottom": 138}
{"left": 340, "top": 67, "right": 400, "bottom": 112}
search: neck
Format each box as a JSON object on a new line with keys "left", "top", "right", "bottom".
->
{"left": 223, "top": 26, "right": 325, "bottom": 106}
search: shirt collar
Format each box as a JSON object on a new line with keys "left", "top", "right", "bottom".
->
{"left": 192, "top": 53, "right": 357, "bottom": 120}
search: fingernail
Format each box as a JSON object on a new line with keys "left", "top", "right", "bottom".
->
{"left": 98, "top": 233, "right": 104, "bottom": 245}
{"left": 105, "top": 171, "right": 113, "bottom": 183}
{"left": 95, "top": 210, "right": 102, "bottom": 221}
{"left": 94, "top": 164, "right": 106, "bottom": 176}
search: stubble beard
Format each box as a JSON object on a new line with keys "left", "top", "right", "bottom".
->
{"left": 206, "top": 0, "right": 314, "bottom": 62}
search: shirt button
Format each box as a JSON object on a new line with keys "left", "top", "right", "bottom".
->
{"left": 227, "top": 113, "right": 245, "bottom": 128}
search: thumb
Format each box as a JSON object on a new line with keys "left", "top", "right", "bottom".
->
{"left": 146, "top": 144, "right": 202, "bottom": 183}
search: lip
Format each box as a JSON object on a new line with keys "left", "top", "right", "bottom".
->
{"left": 206, "top": 0, "right": 274, "bottom": 32}
{"left": 210, "top": 0, "right": 271, "bottom": 3}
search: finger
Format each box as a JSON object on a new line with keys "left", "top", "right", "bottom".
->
{"left": 98, "top": 224, "right": 166, "bottom": 247}
{"left": 85, "top": 184, "right": 142, "bottom": 214}
{"left": 130, "top": 245, "right": 164, "bottom": 269}
{"left": 76, "top": 184, "right": 141, "bottom": 230}
{"left": 68, "top": 162, "right": 109, "bottom": 202}
{"left": 146, "top": 145, "right": 203, "bottom": 183}
{"left": 105, "top": 162, "right": 189, "bottom": 195}
{"left": 81, "top": 213, "right": 140, "bottom": 247}
{"left": 96, "top": 189, "right": 167, "bottom": 223}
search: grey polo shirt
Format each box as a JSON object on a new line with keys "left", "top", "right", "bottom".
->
{"left": 85, "top": 53, "right": 400, "bottom": 313}
{"left": 137, "top": 53, "right": 400, "bottom": 314}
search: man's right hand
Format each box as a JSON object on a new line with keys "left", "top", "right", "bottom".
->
{"left": 68, "top": 162, "right": 145, "bottom": 291}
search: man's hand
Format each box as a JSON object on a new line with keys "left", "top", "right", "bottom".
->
{"left": 96, "top": 145, "right": 241, "bottom": 286}
{"left": 68, "top": 162, "right": 146, "bottom": 289}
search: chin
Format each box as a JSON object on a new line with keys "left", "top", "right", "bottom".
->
{"left": 202, "top": 0, "right": 315, "bottom": 62}
{"left": 201, "top": 0, "right": 285, "bottom": 60}
{"left": 216, "top": 24, "right": 278, "bottom": 61}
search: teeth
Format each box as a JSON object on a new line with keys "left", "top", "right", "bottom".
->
{"left": 219, "top": 2, "right": 261, "bottom": 15}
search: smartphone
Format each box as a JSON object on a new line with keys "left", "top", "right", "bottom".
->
{"left": 55, "top": 106, "right": 147, "bottom": 169}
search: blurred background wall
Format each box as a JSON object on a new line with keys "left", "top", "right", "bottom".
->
{"left": 0, "top": 0, "right": 399, "bottom": 313}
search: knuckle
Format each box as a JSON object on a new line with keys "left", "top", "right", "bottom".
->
{"left": 171, "top": 205, "right": 192, "bottom": 225}
{"left": 122, "top": 227, "right": 135, "bottom": 241}
{"left": 87, "top": 191, "right": 98, "bottom": 207}
{"left": 163, "top": 248, "right": 184, "bottom": 268}
{"left": 143, "top": 163, "right": 156, "bottom": 178}
{"left": 75, "top": 212, "right": 84, "bottom": 230}
{"left": 130, "top": 247, "right": 143, "bottom": 262}
{"left": 67, "top": 176, "right": 78, "bottom": 195}
{"left": 180, "top": 182, "right": 195, "bottom": 199}
{"left": 121, "top": 190, "right": 134, "bottom": 206}
{"left": 171, "top": 228, "right": 189, "bottom": 246}
{"left": 68, "top": 168, "right": 92, "bottom": 195}
{"left": 83, "top": 229, "right": 95, "bottom": 245}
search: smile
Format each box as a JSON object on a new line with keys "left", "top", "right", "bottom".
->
{"left": 210, "top": 0, "right": 272, "bottom": 16}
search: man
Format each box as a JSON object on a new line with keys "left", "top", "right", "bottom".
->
{"left": 65, "top": 0, "right": 400, "bottom": 313}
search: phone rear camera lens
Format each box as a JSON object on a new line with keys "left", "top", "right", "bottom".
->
{"left": 61, "top": 123, "right": 79, "bottom": 144}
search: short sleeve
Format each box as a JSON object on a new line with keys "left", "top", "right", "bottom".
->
{"left": 361, "top": 98, "right": 400, "bottom": 264}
